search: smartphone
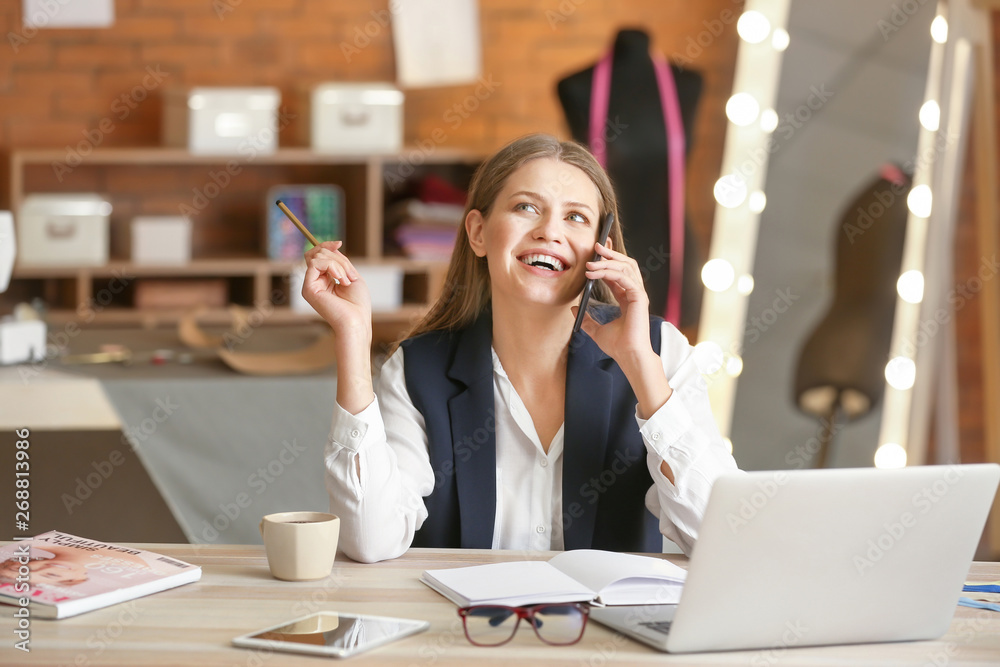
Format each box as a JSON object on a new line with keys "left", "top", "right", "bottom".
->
{"left": 572, "top": 212, "right": 615, "bottom": 334}
{"left": 232, "top": 611, "right": 429, "bottom": 659}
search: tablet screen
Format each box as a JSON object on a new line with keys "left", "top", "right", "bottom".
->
{"left": 234, "top": 611, "right": 429, "bottom": 658}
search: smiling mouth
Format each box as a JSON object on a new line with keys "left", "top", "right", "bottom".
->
{"left": 519, "top": 253, "right": 565, "bottom": 272}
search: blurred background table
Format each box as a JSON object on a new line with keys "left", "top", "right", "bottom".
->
{"left": 1, "top": 325, "right": 339, "bottom": 545}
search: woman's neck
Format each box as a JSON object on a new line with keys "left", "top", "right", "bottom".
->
{"left": 489, "top": 297, "right": 573, "bottom": 376}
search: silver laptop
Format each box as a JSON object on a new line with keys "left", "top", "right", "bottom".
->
{"left": 589, "top": 464, "right": 1000, "bottom": 653}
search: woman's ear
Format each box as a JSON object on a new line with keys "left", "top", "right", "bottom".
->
{"left": 465, "top": 209, "right": 487, "bottom": 258}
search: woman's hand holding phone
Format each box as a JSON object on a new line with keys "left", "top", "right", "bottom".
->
{"left": 577, "top": 238, "right": 673, "bottom": 421}
{"left": 575, "top": 233, "right": 656, "bottom": 367}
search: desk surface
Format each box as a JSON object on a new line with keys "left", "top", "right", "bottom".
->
{"left": 2, "top": 546, "right": 999, "bottom": 666}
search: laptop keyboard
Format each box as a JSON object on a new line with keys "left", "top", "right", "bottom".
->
{"left": 639, "top": 621, "right": 672, "bottom": 636}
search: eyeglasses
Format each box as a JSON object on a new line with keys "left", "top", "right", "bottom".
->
{"left": 457, "top": 603, "right": 589, "bottom": 646}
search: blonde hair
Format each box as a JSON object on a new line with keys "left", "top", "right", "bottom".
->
{"left": 395, "top": 133, "right": 624, "bottom": 348}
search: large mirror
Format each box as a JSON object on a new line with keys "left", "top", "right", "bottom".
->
{"left": 725, "top": 0, "right": 944, "bottom": 470}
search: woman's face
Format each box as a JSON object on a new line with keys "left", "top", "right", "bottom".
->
{"left": 0, "top": 557, "right": 88, "bottom": 585}
{"left": 466, "top": 158, "right": 603, "bottom": 309}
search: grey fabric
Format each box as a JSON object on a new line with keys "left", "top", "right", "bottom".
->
{"left": 100, "top": 375, "right": 335, "bottom": 545}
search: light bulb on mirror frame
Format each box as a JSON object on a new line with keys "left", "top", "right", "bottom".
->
{"left": 702, "top": 258, "right": 736, "bottom": 292}
{"left": 714, "top": 174, "right": 748, "bottom": 209}
{"left": 737, "top": 10, "right": 771, "bottom": 44}
{"left": 726, "top": 92, "right": 761, "bottom": 126}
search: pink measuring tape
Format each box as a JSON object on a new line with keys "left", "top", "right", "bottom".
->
{"left": 588, "top": 51, "right": 686, "bottom": 326}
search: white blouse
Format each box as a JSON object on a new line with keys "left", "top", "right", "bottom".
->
{"left": 324, "top": 321, "right": 740, "bottom": 563}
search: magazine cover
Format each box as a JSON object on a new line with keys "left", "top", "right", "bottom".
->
{"left": 0, "top": 531, "right": 201, "bottom": 619}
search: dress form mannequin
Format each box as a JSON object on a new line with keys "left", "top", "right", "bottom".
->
{"left": 557, "top": 29, "right": 703, "bottom": 327}
{"left": 793, "top": 165, "right": 912, "bottom": 467}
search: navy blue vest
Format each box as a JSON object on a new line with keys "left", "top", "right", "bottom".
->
{"left": 400, "top": 305, "right": 663, "bottom": 552}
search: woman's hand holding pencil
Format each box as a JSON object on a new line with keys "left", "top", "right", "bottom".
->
{"left": 280, "top": 200, "right": 372, "bottom": 335}
{"left": 284, "top": 200, "right": 375, "bottom": 413}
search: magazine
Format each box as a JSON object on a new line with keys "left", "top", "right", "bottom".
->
{"left": 421, "top": 549, "right": 686, "bottom": 607}
{"left": 0, "top": 531, "right": 201, "bottom": 619}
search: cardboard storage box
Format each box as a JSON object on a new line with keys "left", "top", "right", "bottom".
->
{"left": 305, "top": 83, "right": 403, "bottom": 154}
{"left": 131, "top": 216, "right": 192, "bottom": 265}
{"left": 163, "top": 87, "right": 281, "bottom": 154}
{"left": 134, "top": 279, "right": 228, "bottom": 310}
{"left": 17, "top": 194, "right": 111, "bottom": 267}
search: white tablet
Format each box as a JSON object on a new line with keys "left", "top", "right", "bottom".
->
{"left": 232, "top": 611, "right": 430, "bottom": 659}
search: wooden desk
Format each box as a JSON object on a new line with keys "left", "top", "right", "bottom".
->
{"left": 3, "top": 546, "right": 999, "bottom": 666}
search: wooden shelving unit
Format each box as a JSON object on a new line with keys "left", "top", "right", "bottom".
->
{"left": 7, "top": 147, "right": 480, "bottom": 334}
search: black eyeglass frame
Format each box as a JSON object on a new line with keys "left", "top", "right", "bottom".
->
{"left": 457, "top": 602, "right": 590, "bottom": 647}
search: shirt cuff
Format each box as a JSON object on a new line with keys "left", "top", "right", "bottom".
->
{"left": 636, "top": 391, "right": 695, "bottom": 462}
{"left": 329, "top": 394, "right": 384, "bottom": 453}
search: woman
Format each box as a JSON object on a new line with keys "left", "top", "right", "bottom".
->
{"left": 302, "top": 134, "right": 739, "bottom": 563}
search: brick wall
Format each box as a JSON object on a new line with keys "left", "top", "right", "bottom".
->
{"left": 0, "top": 0, "right": 741, "bottom": 252}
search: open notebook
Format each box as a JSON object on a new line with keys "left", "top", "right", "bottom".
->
{"left": 421, "top": 549, "right": 686, "bottom": 607}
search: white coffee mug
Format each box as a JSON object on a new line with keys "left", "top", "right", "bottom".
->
{"left": 259, "top": 511, "right": 340, "bottom": 581}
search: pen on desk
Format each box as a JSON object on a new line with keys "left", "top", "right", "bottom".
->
{"left": 276, "top": 200, "right": 320, "bottom": 247}
{"left": 963, "top": 582, "right": 1000, "bottom": 593}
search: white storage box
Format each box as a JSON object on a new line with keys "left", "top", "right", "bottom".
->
{"left": 0, "top": 211, "right": 14, "bottom": 293}
{"left": 163, "top": 87, "right": 281, "bottom": 155}
{"left": 131, "top": 216, "right": 192, "bottom": 265}
{"left": 289, "top": 262, "right": 403, "bottom": 313}
{"left": 356, "top": 263, "right": 404, "bottom": 312}
{"left": 17, "top": 194, "right": 110, "bottom": 267}
{"left": 307, "top": 83, "right": 403, "bottom": 154}
{"left": 0, "top": 319, "right": 46, "bottom": 365}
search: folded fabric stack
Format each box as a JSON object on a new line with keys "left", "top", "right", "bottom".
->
{"left": 388, "top": 175, "right": 467, "bottom": 261}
